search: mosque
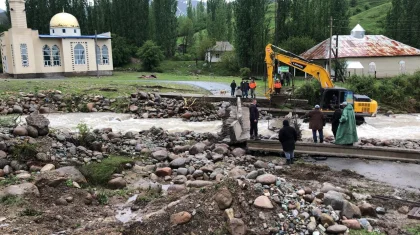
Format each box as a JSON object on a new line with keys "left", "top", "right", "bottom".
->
{"left": 0, "top": 0, "right": 113, "bottom": 78}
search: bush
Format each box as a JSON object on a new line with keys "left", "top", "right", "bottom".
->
{"left": 219, "top": 51, "right": 240, "bottom": 75}
{"left": 11, "top": 142, "right": 38, "bottom": 161}
{"left": 240, "top": 67, "right": 251, "bottom": 77}
{"left": 137, "top": 40, "right": 164, "bottom": 71}
{"left": 112, "top": 34, "right": 135, "bottom": 67}
{"left": 295, "top": 79, "right": 322, "bottom": 106}
{"left": 173, "top": 52, "right": 194, "bottom": 61}
{"left": 280, "top": 36, "right": 317, "bottom": 55}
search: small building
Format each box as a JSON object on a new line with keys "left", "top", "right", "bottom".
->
{"left": 0, "top": 0, "right": 113, "bottom": 78}
{"left": 205, "top": 41, "right": 234, "bottom": 63}
{"left": 301, "top": 24, "right": 420, "bottom": 78}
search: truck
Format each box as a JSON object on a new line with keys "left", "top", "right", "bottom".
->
{"left": 264, "top": 44, "right": 378, "bottom": 121}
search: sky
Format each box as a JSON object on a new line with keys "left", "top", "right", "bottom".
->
{"left": 0, "top": 0, "right": 5, "bottom": 11}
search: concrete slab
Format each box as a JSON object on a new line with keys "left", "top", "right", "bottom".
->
{"left": 408, "top": 207, "right": 420, "bottom": 220}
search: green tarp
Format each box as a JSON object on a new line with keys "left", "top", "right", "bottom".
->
{"left": 335, "top": 104, "right": 358, "bottom": 145}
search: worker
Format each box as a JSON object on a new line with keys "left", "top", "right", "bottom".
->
{"left": 230, "top": 80, "right": 237, "bottom": 97}
{"left": 240, "top": 80, "right": 247, "bottom": 97}
{"left": 335, "top": 102, "right": 358, "bottom": 146}
{"left": 249, "top": 79, "right": 257, "bottom": 99}
{"left": 303, "top": 105, "right": 325, "bottom": 143}
{"left": 235, "top": 86, "right": 242, "bottom": 98}
{"left": 280, "top": 72, "right": 285, "bottom": 86}
{"left": 331, "top": 105, "right": 342, "bottom": 139}
{"left": 330, "top": 94, "right": 338, "bottom": 109}
{"left": 274, "top": 79, "right": 282, "bottom": 94}
{"left": 249, "top": 99, "right": 259, "bottom": 140}
{"left": 278, "top": 119, "right": 298, "bottom": 165}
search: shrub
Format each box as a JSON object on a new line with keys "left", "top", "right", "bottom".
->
{"left": 137, "top": 40, "right": 164, "bottom": 71}
{"left": 295, "top": 79, "right": 322, "bottom": 106}
{"left": 173, "top": 52, "right": 194, "bottom": 61}
{"left": 76, "top": 123, "right": 91, "bottom": 147}
{"left": 11, "top": 142, "right": 38, "bottom": 161}
{"left": 219, "top": 51, "right": 240, "bottom": 75}
{"left": 240, "top": 67, "right": 251, "bottom": 78}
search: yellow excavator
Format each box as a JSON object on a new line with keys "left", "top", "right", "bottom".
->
{"left": 265, "top": 44, "right": 378, "bottom": 119}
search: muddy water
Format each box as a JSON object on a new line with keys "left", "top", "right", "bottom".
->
{"left": 316, "top": 158, "right": 420, "bottom": 190}
{"left": 25, "top": 113, "right": 223, "bottom": 134}
{"left": 259, "top": 114, "right": 420, "bottom": 140}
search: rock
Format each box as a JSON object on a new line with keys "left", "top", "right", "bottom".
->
{"left": 25, "top": 113, "right": 50, "bottom": 129}
{"left": 108, "top": 177, "right": 126, "bottom": 189}
{"left": 3, "top": 165, "right": 12, "bottom": 175}
{"left": 324, "top": 191, "right": 346, "bottom": 210}
{"left": 303, "top": 195, "right": 314, "bottom": 203}
{"left": 38, "top": 127, "right": 49, "bottom": 136}
{"left": 173, "top": 145, "right": 191, "bottom": 154}
{"left": 214, "top": 188, "right": 233, "bottom": 210}
{"left": 13, "top": 105, "right": 23, "bottom": 113}
{"left": 253, "top": 196, "right": 274, "bottom": 209}
{"left": 213, "top": 144, "right": 229, "bottom": 155}
{"left": 0, "top": 150, "right": 6, "bottom": 159}
{"left": 155, "top": 167, "right": 172, "bottom": 177}
{"left": 170, "top": 211, "right": 192, "bottom": 225}
{"left": 39, "top": 107, "right": 50, "bottom": 114}
{"left": 359, "top": 202, "right": 377, "bottom": 217}
{"left": 186, "top": 180, "right": 213, "bottom": 188}
{"left": 228, "top": 167, "right": 247, "bottom": 179}
{"left": 129, "top": 105, "right": 139, "bottom": 112}
{"left": 169, "top": 158, "right": 186, "bottom": 168}
{"left": 212, "top": 153, "right": 224, "bottom": 161}
{"left": 342, "top": 201, "right": 361, "bottom": 219}
{"left": 304, "top": 187, "right": 312, "bottom": 194}
{"left": 297, "top": 189, "right": 305, "bottom": 196}
{"left": 177, "top": 168, "right": 188, "bottom": 175}
{"left": 40, "top": 164, "right": 56, "bottom": 172}
{"left": 192, "top": 170, "right": 204, "bottom": 178}
{"left": 307, "top": 221, "right": 317, "bottom": 232}
{"left": 167, "top": 185, "right": 187, "bottom": 194}
{"left": 254, "top": 160, "right": 269, "bottom": 169}
{"left": 246, "top": 170, "right": 258, "bottom": 179}
{"left": 26, "top": 126, "right": 38, "bottom": 138}
{"left": 36, "top": 153, "right": 50, "bottom": 162}
{"left": 320, "top": 213, "right": 334, "bottom": 226}
{"left": 326, "top": 224, "right": 348, "bottom": 234}
{"left": 342, "top": 219, "right": 361, "bottom": 229}
{"left": 229, "top": 218, "right": 246, "bottom": 235}
{"left": 256, "top": 174, "right": 276, "bottom": 185}
{"left": 321, "top": 182, "right": 339, "bottom": 193}
{"left": 56, "top": 197, "right": 68, "bottom": 206}
{"left": 0, "top": 183, "right": 39, "bottom": 197}
{"left": 151, "top": 150, "right": 168, "bottom": 161}
{"left": 231, "top": 148, "right": 246, "bottom": 157}
{"left": 107, "top": 132, "right": 121, "bottom": 140}
{"left": 189, "top": 142, "right": 206, "bottom": 155}
{"left": 376, "top": 207, "right": 386, "bottom": 215}
{"left": 16, "top": 172, "right": 31, "bottom": 180}
{"left": 181, "top": 112, "right": 192, "bottom": 119}
{"left": 173, "top": 175, "right": 187, "bottom": 184}
{"left": 0, "top": 169, "right": 4, "bottom": 177}
{"left": 0, "top": 159, "right": 9, "bottom": 168}
{"left": 55, "top": 166, "right": 87, "bottom": 183}
{"left": 13, "top": 126, "right": 28, "bottom": 136}
{"left": 0, "top": 142, "right": 6, "bottom": 151}
{"left": 398, "top": 206, "right": 410, "bottom": 214}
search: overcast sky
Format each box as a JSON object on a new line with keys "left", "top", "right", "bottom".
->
{"left": 0, "top": 0, "right": 5, "bottom": 11}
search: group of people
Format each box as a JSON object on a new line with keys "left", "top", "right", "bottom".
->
{"left": 278, "top": 103, "right": 358, "bottom": 164}
{"left": 230, "top": 79, "right": 257, "bottom": 99}
{"left": 276, "top": 72, "right": 292, "bottom": 87}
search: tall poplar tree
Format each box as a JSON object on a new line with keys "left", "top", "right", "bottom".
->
{"left": 153, "top": 0, "right": 178, "bottom": 57}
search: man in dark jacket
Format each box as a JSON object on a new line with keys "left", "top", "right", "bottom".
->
{"left": 304, "top": 105, "right": 325, "bottom": 143}
{"left": 230, "top": 80, "right": 236, "bottom": 97}
{"left": 331, "top": 105, "right": 342, "bottom": 139}
{"left": 244, "top": 81, "right": 250, "bottom": 98}
{"left": 249, "top": 99, "right": 259, "bottom": 140}
{"left": 279, "top": 119, "right": 298, "bottom": 164}
{"left": 240, "top": 80, "right": 246, "bottom": 98}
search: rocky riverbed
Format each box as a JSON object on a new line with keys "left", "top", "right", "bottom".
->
{"left": 0, "top": 113, "right": 419, "bottom": 234}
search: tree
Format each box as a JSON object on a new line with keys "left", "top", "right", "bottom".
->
{"left": 207, "top": 0, "right": 227, "bottom": 41}
{"left": 280, "top": 36, "right": 316, "bottom": 55}
{"left": 111, "top": 34, "right": 132, "bottom": 67}
{"left": 178, "top": 17, "right": 194, "bottom": 54}
{"left": 137, "top": 40, "right": 164, "bottom": 71}
{"left": 350, "top": 0, "right": 357, "bottom": 7}
{"left": 153, "top": 0, "right": 178, "bottom": 57}
{"left": 274, "top": 0, "right": 291, "bottom": 44}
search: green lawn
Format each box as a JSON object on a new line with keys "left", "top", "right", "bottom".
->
{"left": 350, "top": 1, "right": 391, "bottom": 34}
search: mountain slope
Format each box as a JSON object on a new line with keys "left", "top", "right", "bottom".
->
{"left": 349, "top": 1, "right": 391, "bottom": 35}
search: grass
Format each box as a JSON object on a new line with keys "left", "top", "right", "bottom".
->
{"left": 350, "top": 2, "right": 392, "bottom": 35}
{"left": 0, "top": 195, "right": 24, "bottom": 205}
{"left": 0, "top": 176, "right": 20, "bottom": 186}
{"left": 349, "top": 230, "right": 385, "bottom": 235}
{"left": 0, "top": 114, "right": 21, "bottom": 127}
{"left": 0, "top": 71, "right": 211, "bottom": 99}
{"left": 406, "top": 224, "right": 420, "bottom": 235}
{"left": 78, "top": 155, "right": 134, "bottom": 186}
{"left": 19, "top": 208, "right": 43, "bottom": 217}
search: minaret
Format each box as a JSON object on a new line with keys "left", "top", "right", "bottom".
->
{"left": 9, "top": 0, "right": 28, "bottom": 29}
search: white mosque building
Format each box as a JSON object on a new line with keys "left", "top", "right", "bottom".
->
{"left": 0, "top": 0, "right": 113, "bottom": 78}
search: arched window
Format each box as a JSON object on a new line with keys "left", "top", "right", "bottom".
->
{"left": 43, "top": 45, "right": 51, "bottom": 66}
{"left": 52, "top": 45, "right": 61, "bottom": 66}
{"left": 74, "top": 43, "right": 85, "bottom": 65}
{"left": 20, "top": 44, "right": 29, "bottom": 67}
{"left": 399, "top": 61, "right": 406, "bottom": 74}
{"left": 368, "top": 62, "right": 376, "bottom": 74}
{"left": 102, "top": 45, "right": 109, "bottom": 65}
{"left": 96, "top": 45, "right": 101, "bottom": 65}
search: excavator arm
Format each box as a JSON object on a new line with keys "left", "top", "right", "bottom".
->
{"left": 265, "top": 44, "right": 334, "bottom": 97}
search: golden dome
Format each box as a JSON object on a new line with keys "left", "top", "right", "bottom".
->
{"left": 50, "top": 12, "right": 80, "bottom": 28}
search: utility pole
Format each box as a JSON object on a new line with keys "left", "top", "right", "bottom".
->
{"left": 94, "top": 30, "right": 99, "bottom": 78}
{"left": 329, "top": 16, "right": 333, "bottom": 77}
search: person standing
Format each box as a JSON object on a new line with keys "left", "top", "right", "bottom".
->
{"left": 278, "top": 119, "right": 298, "bottom": 165}
{"left": 331, "top": 105, "right": 342, "bottom": 139}
{"left": 249, "top": 99, "right": 259, "bottom": 140}
{"left": 244, "top": 80, "right": 250, "bottom": 98}
{"left": 335, "top": 103, "right": 358, "bottom": 145}
{"left": 304, "top": 105, "right": 325, "bottom": 143}
{"left": 274, "top": 80, "right": 282, "bottom": 94}
{"left": 240, "top": 80, "right": 246, "bottom": 98}
{"left": 230, "top": 80, "right": 237, "bottom": 97}
{"left": 249, "top": 79, "right": 257, "bottom": 99}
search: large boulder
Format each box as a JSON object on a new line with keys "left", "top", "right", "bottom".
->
{"left": 231, "top": 148, "right": 246, "bottom": 157}
{"left": 55, "top": 166, "right": 87, "bottom": 183}
{"left": 323, "top": 191, "right": 346, "bottom": 210}
{"left": 228, "top": 167, "right": 247, "bottom": 179}
{"left": 213, "top": 144, "right": 229, "bottom": 155}
{"left": 253, "top": 196, "right": 274, "bottom": 209}
{"left": 0, "top": 183, "right": 39, "bottom": 197}
{"left": 13, "top": 126, "right": 28, "bottom": 136}
{"left": 256, "top": 174, "right": 276, "bottom": 185}
{"left": 342, "top": 201, "right": 361, "bottom": 219}
{"left": 359, "top": 202, "right": 377, "bottom": 217}
{"left": 25, "top": 113, "right": 50, "bottom": 130}
{"left": 26, "top": 126, "right": 39, "bottom": 138}
{"left": 108, "top": 177, "right": 127, "bottom": 189}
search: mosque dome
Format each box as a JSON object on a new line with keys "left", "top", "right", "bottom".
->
{"left": 50, "top": 12, "right": 80, "bottom": 28}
